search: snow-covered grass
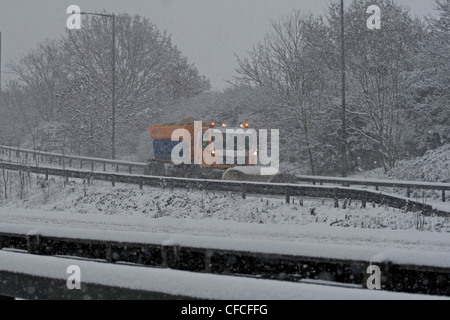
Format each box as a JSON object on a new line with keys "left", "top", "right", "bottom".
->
{"left": 1, "top": 173, "right": 448, "bottom": 234}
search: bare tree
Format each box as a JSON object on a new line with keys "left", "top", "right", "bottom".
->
{"left": 8, "top": 40, "right": 65, "bottom": 123}
{"left": 0, "top": 151, "right": 12, "bottom": 200}
{"left": 1, "top": 81, "right": 40, "bottom": 148}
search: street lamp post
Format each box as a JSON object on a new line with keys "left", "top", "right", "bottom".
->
{"left": 340, "top": 0, "right": 348, "bottom": 177}
{"left": 80, "top": 12, "right": 116, "bottom": 160}
{"left": 0, "top": 31, "right": 2, "bottom": 97}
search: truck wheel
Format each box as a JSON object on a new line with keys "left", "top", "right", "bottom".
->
{"left": 144, "top": 161, "right": 167, "bottom": 176}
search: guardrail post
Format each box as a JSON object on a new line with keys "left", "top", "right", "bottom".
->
{"left": 106, "top": 244, "right": 114, "bottom": 262}
{"left": 69, "top": 159, "right": 72, "bottom": 167}
{"left": 407, "top": 186, "right": 411, "bottom": 198}
{"left": 204, "top": 250, "right": 213, "bottom": 273}
{"left": 59, "top": 157, "right": 62, "bottom": 166}
{"left": 286, "top": 194, "right": 290, "bottom": 204}
{"left": 242, "top": 185, "right": 246, "bottom": 199}
{"left": 103, "top": 162, "right": 106, "bottom": 172}
{"left": 162, "top": 245, "right": 180, "bottom": 269}
{"left": 129, "top": 165, "right": 132, "bottom": 174}
{"left": 380, "top": 261, "right": 394, "bottom": 292}
{"left": 80, "top": 160, "right": 83, "bottom": 169}
{"left": 45, "top": 168, "right": 49, "bottom": 181}
{"left": 112, "top": 176, "right": 116, "bottom": 187}
{"left": 139, "top": 178, "right": 143, "bottom": 190}
{"left": 375, "top": 185, "right": 379, "bottom": 191}
{"left": 91, "top": 161, "right": 94, "bottom": 172}
{"left": 26, "top": 234, "right": 41, "bottom": 255}
{"left": 116, "top": 165, "right": 119, "bottom": 173}
{"left": 443, "top": 190, "right": 446, "bottom": 203}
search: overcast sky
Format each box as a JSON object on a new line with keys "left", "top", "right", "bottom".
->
{"left": 0, "top": 0, "right": 437, "bottom": 91}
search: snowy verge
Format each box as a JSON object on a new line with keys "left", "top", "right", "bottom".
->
{"left": 5, "top": 177, "right": 448, "bottom": 232}
{"left": 352, "top": 145, "right": 450, "bottom": 183}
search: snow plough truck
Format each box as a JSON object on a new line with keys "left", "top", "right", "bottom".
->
{"left": 145, "top": 118, "right": 292, "bottom": 182}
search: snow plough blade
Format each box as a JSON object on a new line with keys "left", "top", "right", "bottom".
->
{"left": 222, "top": 166, "right": 297, "bottom": 183}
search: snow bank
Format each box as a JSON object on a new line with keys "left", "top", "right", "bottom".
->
{"left": 355, "top": 144, "right": 450, "bottom": 183}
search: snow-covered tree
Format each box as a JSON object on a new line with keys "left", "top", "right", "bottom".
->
{"left": 59, "top": 13, "right": 210, "bottom": 157}
{"left": 235, "top": 12, "right": 334, "bottom": 175}
{"left": 408, "top": 0, "right": 450, "bottom": 153}
{"left": 57, "top": 76, "right": 111, "bottom": 156}
{"left": 327, "top": 0, "right": 425, "bottom": 172}
{"left": 4, "top": 13, "right": 210, "bottom": 157}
